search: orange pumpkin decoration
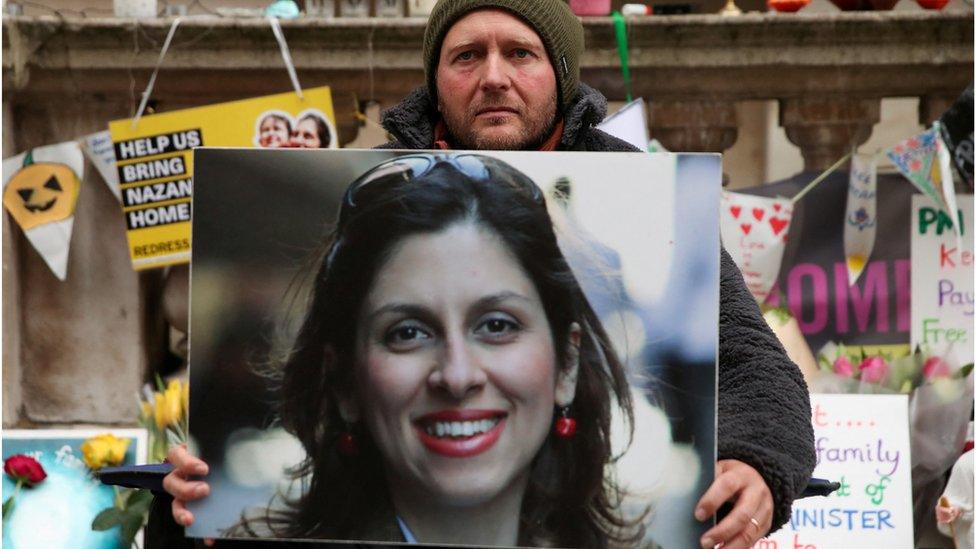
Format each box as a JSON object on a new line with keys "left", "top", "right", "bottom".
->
{"left": 2, "top": 150, "right": 80, "bottom": 230}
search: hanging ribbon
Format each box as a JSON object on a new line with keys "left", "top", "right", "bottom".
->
{"left": 611, "top": 11, "right": 632, "bottom": 103}
{"left": 132, "top": 17, "right": 182, "bottom": 128}
{"left": 269, "top": 17, "right": 304, "bottom": 100}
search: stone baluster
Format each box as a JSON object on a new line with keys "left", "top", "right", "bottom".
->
{"left": 779, "top": 98, "right": 881, "bottom": 172}
{"left": 647, "top": 100, "right": 739, "bottom": 154}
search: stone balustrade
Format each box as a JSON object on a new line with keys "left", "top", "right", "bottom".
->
{"left": 1, "top": 11, "right": 972, "bottom": 425}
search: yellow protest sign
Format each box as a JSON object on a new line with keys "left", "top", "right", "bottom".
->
{"left": 109, "top": 86, "right": 337, "bottom": 270}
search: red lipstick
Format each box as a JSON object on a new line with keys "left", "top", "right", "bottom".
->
{"left": 414, "top": 410, "right": 507, "bottom": 458}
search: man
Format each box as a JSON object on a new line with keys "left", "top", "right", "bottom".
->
{"left": 381, "top": 2, "right": 815, "bottom": 548}
{"left": 165, "top": 2, "right": 815, "bottom": 548}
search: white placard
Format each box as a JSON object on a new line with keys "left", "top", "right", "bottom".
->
{"left": 720, "top": 191, "right": 793, "bottom": 303}
{"left": 597, "top": 98, "right": 650, "bottom": 152}
{"left": 756, "top": 394, "right": 913, "bottom": 549}
{"left": 911, "top": 195, "right": 973, "bottom": 367}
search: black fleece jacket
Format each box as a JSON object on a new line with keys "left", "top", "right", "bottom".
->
{"left": 380, "top": 84, "right": 816, "bottom": 533}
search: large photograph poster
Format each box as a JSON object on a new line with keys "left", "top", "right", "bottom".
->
{"left": 911, "top": 195, "right": 974, "bottom": 367}
{"left": 186, "top": 149, "right": 720, "bottom": 548}
{"left": 108, "top": 86, "right": 338, "bottom": 270}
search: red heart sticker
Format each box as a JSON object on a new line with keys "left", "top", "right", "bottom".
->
{"left": 773, "top": 203, "right": 782, "bottom": 212}
{"left": 730, "top": 206, "right": 742, "bottom": 219}
{"left": 769, "top": 217, "right": 789, "bottom": 236}
{"left": 740, "top": 223, "right": 752, "bottom": 235}
{"left": 752, "top": 208, "right": 765, "bottom": 221}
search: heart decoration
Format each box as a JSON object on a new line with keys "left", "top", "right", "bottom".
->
{"left": 772, "top": 203, "right": 782, "bottom": 212}
{"left": 752, "top": 208, "right": 765, "bottom": 221}
{"left": 740, "top": 223, "right": 752, "bottom": 235}
{"left": 730, "top": 205, "right": 742, "bottom": 219}
{"left": 769, "top": 217, "right": 789, "bottom": 236}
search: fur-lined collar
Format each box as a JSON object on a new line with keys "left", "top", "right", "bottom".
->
{"left": 380, "top": 83, "right": 609, "bottom": 150}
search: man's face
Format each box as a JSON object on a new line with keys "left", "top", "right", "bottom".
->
{"left": 435, "top": 9, "right": 558, "bottom": 150}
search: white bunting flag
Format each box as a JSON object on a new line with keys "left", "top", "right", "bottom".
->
{"left": 720, "top": 191, "right": 793, "bottom": 303}
{"left": 843, "top": 153, "right": 878, "bottom": 285}
{"left": 2, "top": 142, "right": 85, "bottom": 280}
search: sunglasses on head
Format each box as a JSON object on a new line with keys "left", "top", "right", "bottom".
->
{"left": 340, "top": 153, "right": 544, "bottom": 213}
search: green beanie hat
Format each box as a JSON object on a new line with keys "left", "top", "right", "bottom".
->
{"left": 423, "top": 0, "right": 584, "bottom": 109}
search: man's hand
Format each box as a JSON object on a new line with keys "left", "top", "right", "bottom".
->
{"left": 162, "top": 444, "right": 211, "bottom": 527}
{"left": 695, "top": 459, "right": 774, "bottom": 549}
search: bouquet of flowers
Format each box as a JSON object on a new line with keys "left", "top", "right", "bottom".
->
{"left": 138, "top": 376, "right": 189, "bottom": 464}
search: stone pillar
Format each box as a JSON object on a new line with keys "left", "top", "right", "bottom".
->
{"left": 10, "top": 98, "right": 148, "bottom": 424}
{"left": 648, "top": 101, "right": 738, "bottom": 153}
{"left": 780, "top": 98, "right": 881, "bottom": 172}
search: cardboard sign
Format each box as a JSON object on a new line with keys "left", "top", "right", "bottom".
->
{"left": 108, "top": 87, "right": 338, "bottom": 270}
{"left": 911, "top": 195, "right": 973, "bottom": 367}
{"left": 756, "top": 394, "right": 913, "bottom": 549}
{"left": 2, "top": 429, "right": 147, "bottom": 548}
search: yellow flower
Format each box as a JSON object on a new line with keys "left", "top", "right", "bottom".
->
{"left": 155, "top": 380, "right": 183, "bottom": 430}
{"left": 181, "top": 381, "right": 190, "bottom": 418}
{"left": 81, "top": 434, "right": 130, "bottom": 471}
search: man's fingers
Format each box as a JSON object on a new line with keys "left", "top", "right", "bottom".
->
{"left": 163, "top": 473, "right": 211, "bottom": 502}
{"left": 171, "top": 497, "right": 193, "bottom": 527}
{"left": 695, "top": 471, "right": 744, "bottom": 521}
{"left": 167, "top": 444, "right": 210, "bottom": 476}
{"left": 699, "top": 484, "right": 761, "bottom": 549}
{"left": 717, "top": 494, "right": 773, "bottom": 549}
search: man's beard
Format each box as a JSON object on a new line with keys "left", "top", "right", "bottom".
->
{"left": 440, "top": 92, "right": 558, "bottom": 150}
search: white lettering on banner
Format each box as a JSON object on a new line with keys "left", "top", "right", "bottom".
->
{"left": 124, "top": 179, "right": 193, "bottom": 207}
{"left": 127, "top": 202, "right": 191, "bottom": 229}
{"left": 120, "top": 156, "right": 187, "bottom": 184}
{"left": 116, "top": 130, "right": 202, "bottom": 160}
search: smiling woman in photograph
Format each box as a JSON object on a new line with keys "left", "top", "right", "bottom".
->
{"left": 168, "top": 153, "right": 647, "bottom": 548}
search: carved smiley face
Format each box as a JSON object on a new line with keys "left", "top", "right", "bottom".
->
{"left": 3, "top": 161, "right": 80, "bottom": 230}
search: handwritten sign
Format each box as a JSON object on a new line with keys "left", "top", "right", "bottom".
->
{"left": 911, "top": 195, "right": 973, "bottom": 367}
{"left": 843, "top": 154, "right": 877, "bottom": 285}
{"left": 755, "top": 394, "right": 913, "bottom": 549}
{"left": 720, "top": 191, "right": 793, "bottom": 302}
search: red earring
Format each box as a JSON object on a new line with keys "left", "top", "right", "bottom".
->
{"left": 554, "top": 407, "right": 577, "bottom": 438}
{"left": 338, "top": 431, "right": 360, "bottom": 457}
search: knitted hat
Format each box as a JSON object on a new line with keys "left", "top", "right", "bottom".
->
{"left": 422, "top": 0, "right": 584, "bottom": 109}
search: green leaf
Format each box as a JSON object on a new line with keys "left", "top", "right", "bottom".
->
{"left": 92, "top": 507, "right": 125, "bottom": 531}
{"left": 3, "top": 495, "right": 15, "bottom": 520}
{"left": 120, "top": 511, "right": 145, "bottom": 544}
{"left": 126, "top": 490, "right": 153, "bottom": 516}
{"left": 955, "top": 363, "right": 974, "bottom": 379}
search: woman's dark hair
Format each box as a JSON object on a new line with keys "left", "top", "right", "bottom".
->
{"left": 298, "top": 113, "right": 331, "bottom": 148}
{"left": 261, "top": 154, "right": 641, "bottom": 547}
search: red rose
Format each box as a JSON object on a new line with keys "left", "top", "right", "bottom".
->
{"left": 4, "top": 455, "right": 46, "bottom": 486}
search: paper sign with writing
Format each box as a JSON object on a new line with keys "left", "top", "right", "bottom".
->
{"left": 108, "top": 86, "right": 338, "bottom": 270}
{"left": 755, "top": 394, "right": 913, "bottom": 549}
{"left": 911, "top": 194, "right": 973, "bottom": 367}
{"left": 844, "top": 153, "right": 878, "bottom": 286}
{"left": 720, "top": 191, "right": 793, "bottom": 302}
